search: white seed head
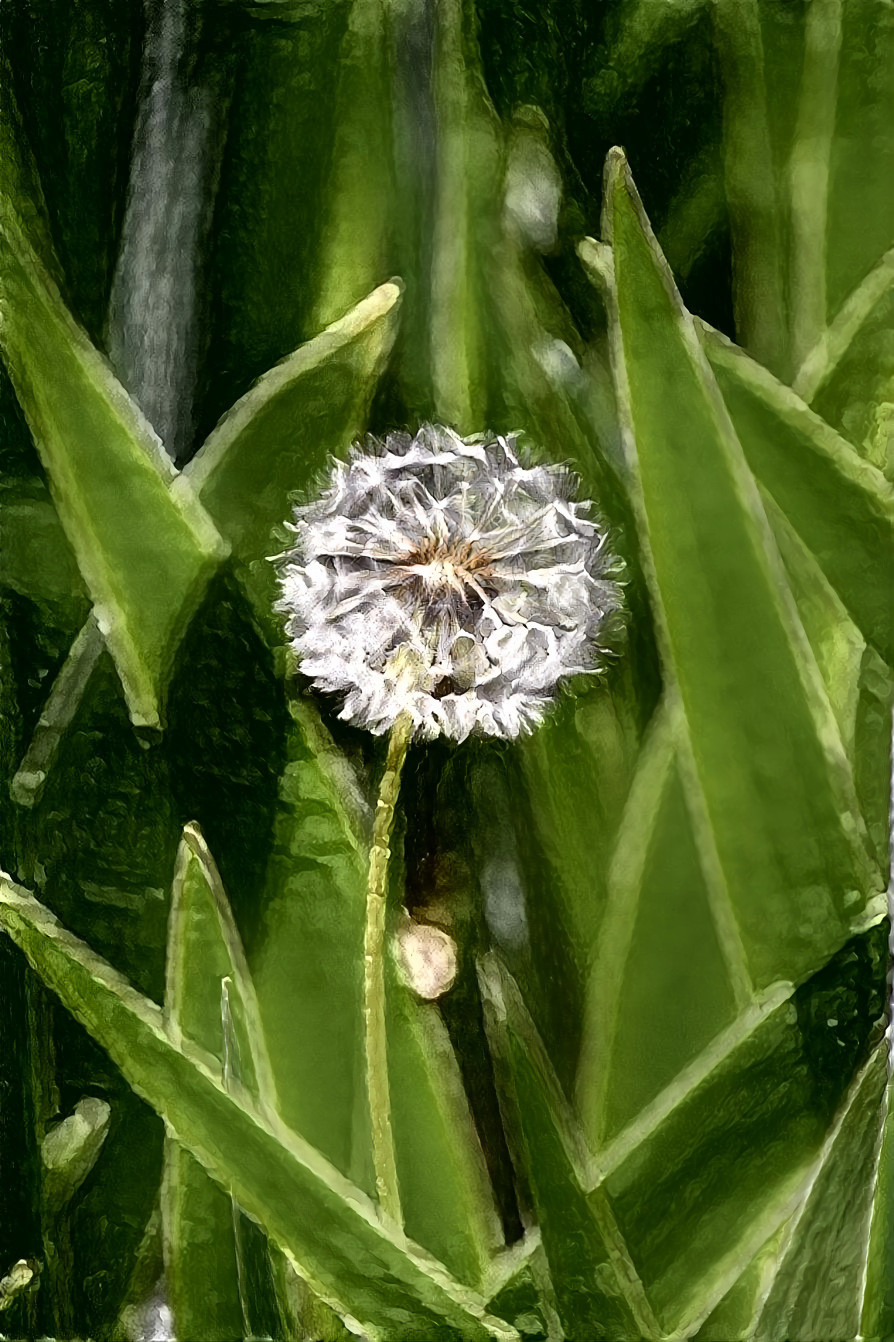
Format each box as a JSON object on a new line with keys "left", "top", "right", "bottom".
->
{"left": 274, "top": 425, "right": 624, "bottom": 741}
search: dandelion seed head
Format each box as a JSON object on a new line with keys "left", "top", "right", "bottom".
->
{"left": 273, "top": 425, "right": 624, "bottom": 741}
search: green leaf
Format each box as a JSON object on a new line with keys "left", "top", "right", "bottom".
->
{"left": 0, "top": 197, "right": 228, "bottom": 727}
{"left": 251, "top": 691, "right": 503, "bottom": 1290}
{"left": 10, "top": 280, "right": 401, "bottom": 805}
{"left": 483, "top": 1237, "right": 559, "bottom": 1342}
{"left": 0, "top": 54, "right": 62, "bottom": 287}
{"left": 162, "top": 823, "right": 280, "bottom": 1341}
{"left": 183, "top": 280, "right": 402, "bottom": 569}
{"left": 198, "top": 5, "right": 351, "bottom": 420}
{"left": 861, "top": 1044, "right": 894, "bottom": 1341}
{"left": 601, "top": 149, "right": 880, "bottom": 989}
{"left": 312, "top": 0, "right": 395, "bottom": 329}
{"left": 802, "top": 248, "right": 894, "bottom": 479}
{"left": 10, "top": 619, "right": 105, "bottom": 809}
{"left": 483, "top": 940, "right": 887, "bottom": 1340}
{"left": 710, "top": 0, "right": 786, "bottom": 375}
{"left": 697, "top": 320, "right": 894, "bottom": 664}
{"left": 766, "top": 505, "right": 865, "bottom": 755}
{"left": 750, "top": 1045, "right": 887, "bottom": 1341}
{"left": 584, "top": 0, "right": 708, "bottom": 121}
{"left": 386, "top": 953, "right": 504, "bottom": 1291}
{"left": 692, "top": 1226, "right": 788, "bottom": 1342}
{"left": 657, "top": 144, "right": 726, "bottom": 284}
{"left": 575, "top": 699, "right": 740, "bottom": 1148}
{"left": 0, "top": 875, "right": 518, "bottom": 1342}
{"left": 825, "top": 0, "right": 894, "bottom": 318}
{"left": 514, "top": 671, "right": 645, "bottom": 1022}
{"left": 0, "top": 480, "right": 87, "bottom": 621}
{"left": 480, "top": 955, "right": 662, "bottom": 1342}
{"left": 249, "top": 693, "right": 371, "bottom": 1178}
{"left": 41, "top": 1096, "right": 111, "bottom": 1209}
{"left": 852, "top": 649, "right": 894, "bottom": 875}
{"left": 784, "top": 0, "right": 841, "bottom": 373}
{"left": 426, "top": 0, "right": 502, "bottom": 430}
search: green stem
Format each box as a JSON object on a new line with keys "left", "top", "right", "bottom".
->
{"left": 364, "top": 713, "right": 413, "bottom": 1224}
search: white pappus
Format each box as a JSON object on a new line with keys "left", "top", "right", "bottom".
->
{"left": 273, "top": 424, "right": 624, "bottom": 742}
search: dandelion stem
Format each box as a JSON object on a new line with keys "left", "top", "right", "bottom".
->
{"left": 364, "top": 711, "right": 413, "bottom": 1224}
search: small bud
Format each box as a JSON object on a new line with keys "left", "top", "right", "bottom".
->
{"left": 394, "top": 921, "right": 458, "bottom": 1000}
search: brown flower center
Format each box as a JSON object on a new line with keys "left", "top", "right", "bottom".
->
{"left": 392, "top": 536, "right": 495, "bottom": 601}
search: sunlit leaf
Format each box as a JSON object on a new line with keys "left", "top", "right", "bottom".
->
{"left": 10, "top": 279, "right": 401, "bottom": 804}
{"left": 42, "top": 1096, "right": 111, "bottom": 1209}
{"left": 602, "top": 149, "right": 880, "bottom": 989}
{"left": 0, "top": 188, "right": 227, "bottom": 726}
{"left": 251, "top": 690, "right": 503, "bottom": 1289}
{"left": 698, "top": 321, "right": 894, "bottom": 664}
{"left": 861, "top": 1048, "right": 894, "bottom": 1342}
{"left": 183, "top": 280, "right": 402, "bottom": 573}
{"left": 751, "top": 1045, "right": 887, "bottom": 1341}
{"left": 162, "top": 824, "right": 281, "bottom": 1340}
{"left": 483, "top": 938, "right": 887, "bottom": 1339}
{"left": 0, "top": 875, "right": 518, "bottom": 1342}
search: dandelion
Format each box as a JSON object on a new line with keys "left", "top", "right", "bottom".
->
{"left": 274, "top": 424, "right": 623, "bottom": 742}
{"left": 272, "top": 424, "right": 623, "bottom": 1226}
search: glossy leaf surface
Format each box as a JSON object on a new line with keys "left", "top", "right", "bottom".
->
{"left": 252, "top": 691, "right": 502, "bottom": 1289}
{"left": 0, "top": 875, "right": 517, "bottom": 1342}
{"left": 0, "top": 199, "right": 227, "bottom": 726}
{"left": 162, "top": 824, "right": 280, "bottom": 1340}
{"left": 604, "top": 150, "right": 879, "bottom": 990}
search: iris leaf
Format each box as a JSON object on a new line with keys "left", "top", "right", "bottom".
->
{"left": 251, "top": 690, "right": 503, "bottom": 1291}
{"left": 601, "top": 150, "right": 881, "bottom": 991}
{"left": 0, "top": 194, "right": 227, "bottom": 727}
{"left": 0, "top": 874, "right": 518, "bottom": 1342}
{"left": 162, "top": 824, "right": 281, "bottom": 1340}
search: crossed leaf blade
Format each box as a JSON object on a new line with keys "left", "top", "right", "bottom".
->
{"left": 861, "top": 1052, "right": 894, "bottom": 1341}
{"left": 0, "top": 875, "right": 517, "bottom": 1342}
{"left": 604, "top": 149, "right": 880, "bottom": 990}
{"left": 750, "top": 1045, "right": 887, "bottom": 1341}
{"left": 485, "top": 941, "right": 886, "bottom": 1340}
{"left": 480, "top": 954, "right": 660, "bottom": 1341}
{"left": 9, "top": 279, "right": 402, "bottom": 804}
{"left": 251, "top": 692, "right": 503, "bottom": 1291}
{"left": 698, "top": 325, "right": 894, "bottom": 664}
{"left": 163, "top": 824, "right": 282, "bottom": 1339}
{"left": 0, "top": 140, "right": 227, "bottom": 726}
{"left": 575, "top": 700, "right": 740, "bottom": 1147}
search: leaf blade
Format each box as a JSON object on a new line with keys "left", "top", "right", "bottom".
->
{"left": 0, "top": 875, "right": 517, "bottom": 1342}
{"left": 603, "top": 150, "right": 879, "bottom": 989}
{"left": 162, "top": 824, "right": 281, "bottom": 1341}
{"left": 252, "top": 692, "right": 503, "bottom": 1290}
{"left": 0, "top": 208, "right": 227, "bottom": 726}
{"left": 698, "top": 321, "right": 894, "bottom": 664}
